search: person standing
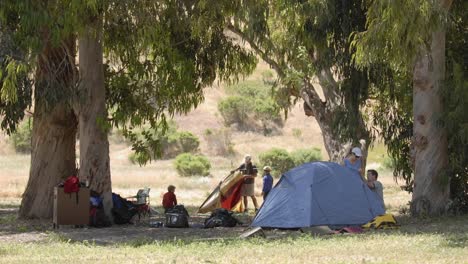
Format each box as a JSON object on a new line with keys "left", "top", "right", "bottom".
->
{"left": 231, "top": 154, "right": 259, "bottom": 212}
{"left": 366, "top": 169, "right": 385, "bottom": 209}
{"left": 261, "top": 166, "right": 274, "bottom": 201}
{"left": 162, "top": 185, "right": 177, "bottom": 213}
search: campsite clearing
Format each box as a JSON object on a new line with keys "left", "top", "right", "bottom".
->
{"left": 0, "top": 201, "right": 467, "bottom": 263}
{"left": 0, "top": 205, "right": 468, "bottom": 263}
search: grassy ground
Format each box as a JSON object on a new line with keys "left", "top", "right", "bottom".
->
{"left": 0, "top": 213, "right": 466, "bottom": 263}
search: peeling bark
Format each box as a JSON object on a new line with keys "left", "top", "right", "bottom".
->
{"left": 77, "top": 17, "right": 113, "bottom": 220}
{"left": 411, "top": 27, "right": 450, "bottom": 216}
{"left": 19, "top": 37, "right": 77, "bottom": 219}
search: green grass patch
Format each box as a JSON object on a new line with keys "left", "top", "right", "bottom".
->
{"left": 0, "top": 231, "right": 467, "bottom": 263}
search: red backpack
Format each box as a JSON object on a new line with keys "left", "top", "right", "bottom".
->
{"left": 64, "top": 176, "right": 80, "bottom": 193}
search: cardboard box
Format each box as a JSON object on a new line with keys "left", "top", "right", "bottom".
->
{"left": 53, "top": 186, "right": 90, "bottom": 228}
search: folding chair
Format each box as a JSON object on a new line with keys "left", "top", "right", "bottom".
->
{"left": 128, "top": 187, "right": 151, "bottom": 220}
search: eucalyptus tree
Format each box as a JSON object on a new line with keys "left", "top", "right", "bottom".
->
{"left": 229, "top": 0, "right": 373, "bottom": 163}
{"left": 352, "top": 0, "right": 466, "bottom": 215}
{"left": 1, "top": 0, "right": 256, "bottom": 218}
{"left": 1, "top": 1, "right": 79, "bottom": 218}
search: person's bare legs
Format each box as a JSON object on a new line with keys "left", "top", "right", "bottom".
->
{"left": 243, "top": 196, "right": 248, "bottom": 212}
{"left": 251, "top": 196, "right": 259, "bottom": 209}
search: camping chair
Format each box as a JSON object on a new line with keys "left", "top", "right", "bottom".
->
{"left": 127, "top": 187, "right": 151, "bottom": 220}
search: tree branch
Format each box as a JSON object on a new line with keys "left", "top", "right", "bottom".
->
{"left": 226, "top": 23, "right": 285, "bottom": 78}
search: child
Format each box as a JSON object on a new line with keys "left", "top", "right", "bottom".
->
{"left": 162, "top": 185, "right": 177, "bottom": 213}
{"left": 261, "top": 166, "right": 273, "bottom": 200}
{"left": 366, "top": 169, "right": 385, "bottom": 209}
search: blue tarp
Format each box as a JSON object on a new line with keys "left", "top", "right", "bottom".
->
{"left": 251, "top": 162, "right": 385, "bottom": 228}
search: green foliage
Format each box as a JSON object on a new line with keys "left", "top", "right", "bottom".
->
{"left": 173, "top": 153, "right": 211, "bottom": 177}
{"left": 259, "top": 148, "right": 295, "bottom": 178}
{"left": 443, "top": 1, "right": 468, "bottom": 212}
{"left": 1, "top": 0, "right": 257, "bottom": 166}
{"left": 218, "top": 80, "right": 282, "bottom": 132}
{"left": 217, "top": 96, "right": 251, "bottom": 126}
{"left": 165, "top": 131, "right": 200, "bottom": 159}
{"left": 0, "top": 30, "right": 32, "bottom": 135}
{"left": 381, "top": 156, "right": 397, "bottom": 170}
{"left": 353, "top": 0, "right": 468, "bottom": 212}
{"left": 128, "top": 152, "right": 149, "bottom": 165}
{"left": 351, "top": 0, "right": 445, "bottom": 70}
{"left": 104, "top": 1, "right": 257, "bottom": 164}
{"left": 10, "top": 117, "right": 32, "bottom": 153}
{"left": 231, "top": 0, "right": 373, "bottom": 146}
{"left": 127, "top": 121, "right": 200, "bottom": 163}
{"left": 259, "top": 147, "right": 323, "bottom": 177}
{"left": 291, "top": 148, "right": 322, "bottom": 166}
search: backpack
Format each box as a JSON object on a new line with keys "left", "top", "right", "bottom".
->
{"left": 167, "top": 205, "right": 189, "bottom": 217}
{"left": 165, "top": 205, "right": 189, "bottom": 228}
{"left": 111, "top": 193, "right": 137, "bottom": 224}
{"left": 204, "top": 208, "right": 241, "bottom": 228}
{"left": 64, "top": 176, "right": 80, "bottom": 193}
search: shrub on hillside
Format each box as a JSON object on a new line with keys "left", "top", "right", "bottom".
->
{"left": 218, "top": 96, "right": 252, "bottom": 127}
{"left": 254, "top": 97, "right": 282, "bottom": 125}
{"left": 165, "top": 131, "right": 200, "bottom": 158}
{"left": 128, "top": 151, "right": 151, "bottom": 165}
{"left": 10, "top": 118, "right": 32, "bottom": 153}
{"left": 259, "top": 148, "right": 295, "bottom": 178}
{"left": 174, "top": 153, "right": 211, "bottom": 177}
{"left": 224, "top": 80, "right": 270, "bottom": 98}
{"left": 291, "top": 148, "right": 322, "bottom": 166}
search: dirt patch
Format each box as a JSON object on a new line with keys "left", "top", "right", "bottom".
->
{"left": 0, "top": 207, "right": 259, "bottom": 245}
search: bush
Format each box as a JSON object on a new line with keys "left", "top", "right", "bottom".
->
{"left": 10, "top": 118, "right": 32, "bottom": 153}
{"left": 224, "top": 80, "right": 270, "bottom": 98}
{"left": 381, "top": 156, "right": 396, "bottom": 170}
{"left": 174, "top": 153, "right": 211, "bottom": 177}
{"left": 254, "top": 97, "right": 282, "bottom": 125}
{"left": 128, "top": 151, "right": 151, "bottom": 165}
{"left": 259, "top": 148, "right": 295, "bottom": 178}
{"left": 220, "top": 81, "right": 283, "bottom": 133}
{"left": 165, "top": 131, "right": 200, "bottom": 158}
{"left": 218, "top": 96, "right": 252, "bottom": 126}
{"left": 291, "top": 148, "right": 322, "bottom": 166}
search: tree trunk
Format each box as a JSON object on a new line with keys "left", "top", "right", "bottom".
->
{"left": 302, "top": 82, "right": 370, "bottom": 171}
{"left": 19, "top": 37, "right": 77, "bottom": 219}
{"left": 77, "top": 18, "right": 113, "bottom": 220}
{"left": 411, "top": 27, "right": 449, "bottom": 216}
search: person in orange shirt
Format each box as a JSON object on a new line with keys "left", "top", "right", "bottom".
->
{"left": 162, "top": 185, "right": 177, "bottom": 213}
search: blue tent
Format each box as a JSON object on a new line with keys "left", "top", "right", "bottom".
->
{"left": 252, "top": 162, "right": 385, "bottom": 228}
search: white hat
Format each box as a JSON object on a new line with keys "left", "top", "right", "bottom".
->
{"left": 351, "top": 147, "right": 362, "bottom": 157}
{"left": 263, "top": 166, "right": 272, "bottom": 171}
{"left": 244, "top": 154, "right": 251, "bottom": 161}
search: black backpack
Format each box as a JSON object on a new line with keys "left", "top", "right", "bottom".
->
{"left": 165, "top": 205, "right": 189, "bottom": 228}
{"left": 204, "top": 208, "right": 241, "bottom": 228}
{"left": 112, "top": 193, "right": 138, "bottom": 224}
